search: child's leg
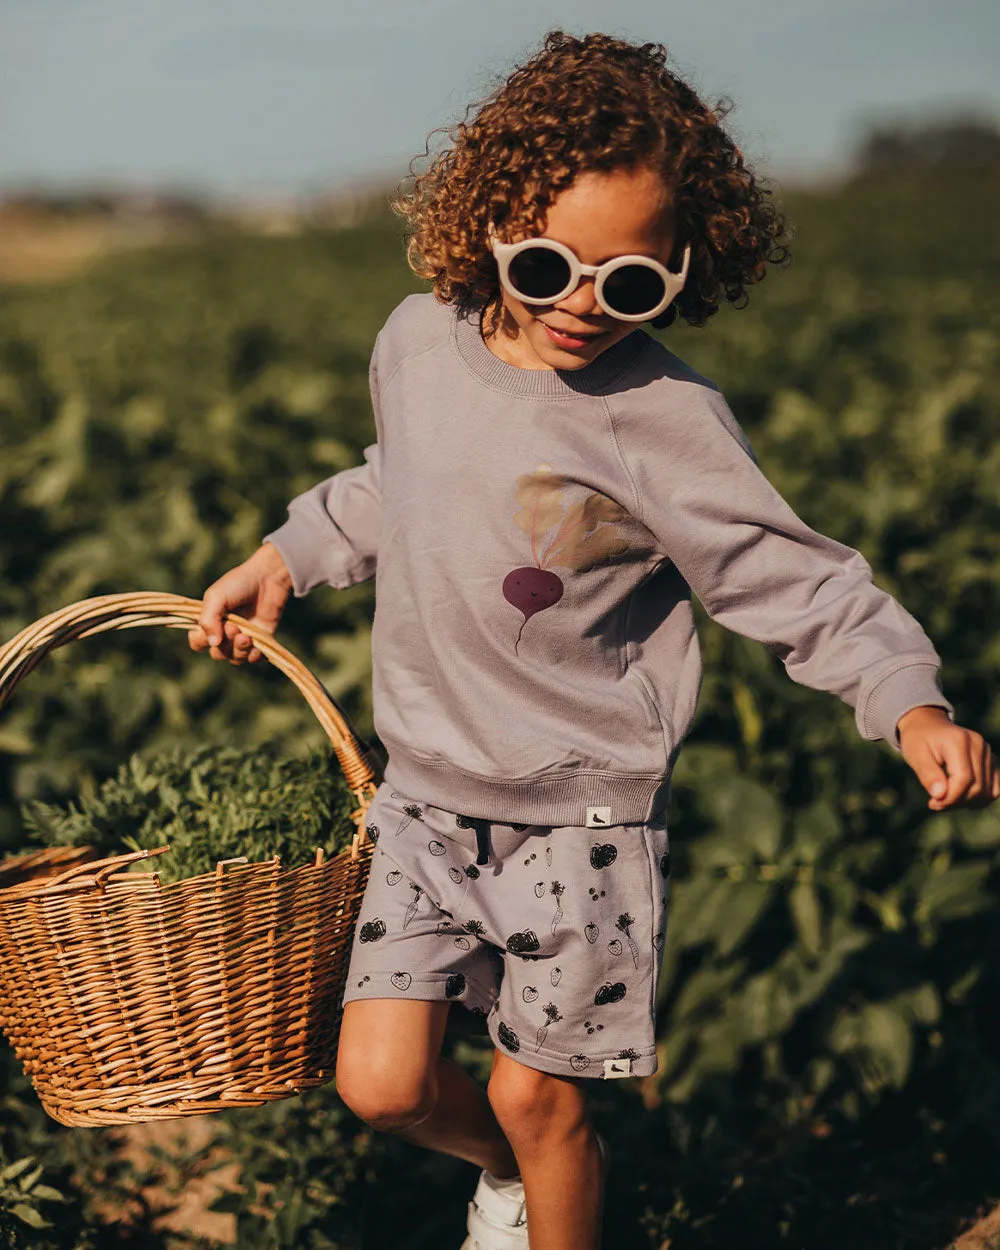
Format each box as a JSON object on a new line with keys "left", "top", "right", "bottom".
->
{"left": 487, "top": 1050, "right": 605, "bottom": 1250}
{"left": 336, "top": 998, "right": 518, "bottom": 1178}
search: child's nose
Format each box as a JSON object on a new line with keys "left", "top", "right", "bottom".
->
{"left": 553, "top": 276, "right": 600, "bottom": 318}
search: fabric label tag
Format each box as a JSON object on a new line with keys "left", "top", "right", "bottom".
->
{"left": 603, "top": 1057, "right": 632, "bottom": 1078}
{"left": 586, "top": 806, "right": 612, "bottom": 828}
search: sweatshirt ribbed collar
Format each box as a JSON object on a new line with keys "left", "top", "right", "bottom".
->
{"left": 452, "top": 302, "right": 651, "bottom": 399}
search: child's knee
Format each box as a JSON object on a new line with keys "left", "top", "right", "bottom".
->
{"left": 337, "top": 1064, "right": 437, "bottom": 1132}
{"left": 336, "top": 1043, "right": 437, "bottom": 1132}
{"left": 487, "top": 1057, "right": 586, "bottom": 1139}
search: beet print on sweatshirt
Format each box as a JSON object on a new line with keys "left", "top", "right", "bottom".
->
{"left": 263, "top": 292, "right": 954, "bottom": 830}
{"left": 505, "top": 463, "right": 631, "bottom": 654}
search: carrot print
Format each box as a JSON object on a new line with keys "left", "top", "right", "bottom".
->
{"left": 403, "top": 882, "right": 423, "bottom": 930}
{"left": 550, "top": 881, "right": 565, "bottom": 935}
{"left": 395, "top": 803, "right": 424, "bottom": 836}
{"left": 616, "top": 912, "right": 640, "bottom": 969}
{"left": 536, "top": 1002, "right": 562, "bottom": 1051}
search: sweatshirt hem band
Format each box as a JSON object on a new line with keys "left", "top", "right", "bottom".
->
{"left": 381, "top": 737, "right": 672, "bottom": 829}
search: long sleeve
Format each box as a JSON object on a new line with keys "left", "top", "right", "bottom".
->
{"left": 613, "top": 383, "right": 954, "bottom": 753}
{"left": 261, "top": 344, "right": 383, "bottom": 598}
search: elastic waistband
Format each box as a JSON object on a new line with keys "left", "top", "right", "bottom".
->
{"left": 381, "top": 737, "right": 673, "bottom": 829}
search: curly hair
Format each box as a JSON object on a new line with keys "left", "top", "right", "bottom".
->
{"left": 392, "top": 31, "right": 789, "bottom": 336}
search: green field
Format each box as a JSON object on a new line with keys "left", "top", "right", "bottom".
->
{"left": 1, "top": 167, "right": 999, "bottom": 1248}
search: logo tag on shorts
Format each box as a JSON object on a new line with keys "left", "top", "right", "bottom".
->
{"left": 586, "top": 806, "right": 612, "bottom": 828}
{"left": 603, "top": 1058, "right": 632, "bottom": 1078}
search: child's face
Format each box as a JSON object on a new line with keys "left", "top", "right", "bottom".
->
{"left": 487, "top": 164, "right": 677, "bottom": 372}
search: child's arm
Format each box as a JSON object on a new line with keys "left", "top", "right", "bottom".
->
{"left": 260, "top": 341, "right": 384, "bottom": 597}
{"left": 616, "top": 384, "right": 998, "bottom": 811}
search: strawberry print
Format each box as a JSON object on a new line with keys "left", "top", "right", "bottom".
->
{"left": 523, "top": 986, "right": 539, "bottom": 1004}
{"left": 390, "top": 971, "right": 411, "bottom": 991}
{"left": 385, "top": 869, "right": 402, "bottom": 886}
{"left": 570, "top": 1054, "right": 591, "bottom": 1072}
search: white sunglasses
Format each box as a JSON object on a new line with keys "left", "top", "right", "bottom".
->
{"left": 488, "top": 228, "right": 691, "bottom": 322}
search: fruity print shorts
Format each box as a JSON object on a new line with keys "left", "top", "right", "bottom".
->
{"left": 342, "top": 781, "right": 671, "bottom": 1080}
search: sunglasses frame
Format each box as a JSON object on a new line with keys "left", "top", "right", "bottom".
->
{"left": 488, "top": 230, "right": 691, "bottom": 323}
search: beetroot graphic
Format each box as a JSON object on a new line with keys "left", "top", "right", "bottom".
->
{"left": 506, "top": 929, "right": 541, "bottom": 955}
{"left": 464, "top": 864, "right": 481, "bottom": 879}
{"left": 445, "top": 973, "right": 466, "bottom": 999}
{"left": 594, "top": 981, "right": 627, "bottom": 1006}
{"left": 366, "top": 824, "right": 380, "bottom": 844}
{"left": 497, "top": 1021, "right": 520, "bottom": 1053}
{"left": 503, "top": 567, "right": 564, "bottom": 655}
{"left": 507, "top": 463, "right": 632, "bottom": 655}
{"left": 359, "top": 919, "right": 386, "bottom": 944}
{"left": 590, "top": 843, "right": 618, "bottom": 870}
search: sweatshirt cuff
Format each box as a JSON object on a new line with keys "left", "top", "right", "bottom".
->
{"left": 261, "top": 510, "right": 341, "bottom": 599}
{"left": 857, "top": 662, "right": 955, "bottom": 752}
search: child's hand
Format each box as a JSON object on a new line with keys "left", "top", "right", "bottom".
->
{"left": 188, "top": 543, "right": 293, "bottom": 666}
{"left": 897, "top": 706, "right": 1000, "bottom": 811}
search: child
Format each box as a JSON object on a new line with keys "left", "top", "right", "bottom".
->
{"left": 189, "top": 31, "right": 999, "bottom": 1250}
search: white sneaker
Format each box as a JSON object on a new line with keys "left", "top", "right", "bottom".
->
{"left": 459, "top": 1133, "right": 610, "bottom": 1249}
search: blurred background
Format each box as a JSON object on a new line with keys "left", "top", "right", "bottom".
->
{"left": 1, "top": 3, "right": 999, "bottom": 1248}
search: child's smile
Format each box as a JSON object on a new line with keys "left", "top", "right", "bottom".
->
{"left": 484, "top": 164, "right": 678, "bottom": 372}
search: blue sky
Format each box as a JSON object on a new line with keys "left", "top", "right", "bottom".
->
{"left": 1, "top": 0, "right": 998, "bottom": 198}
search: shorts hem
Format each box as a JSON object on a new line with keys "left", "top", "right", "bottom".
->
{"left": 342, "top": 971, "right": 496, "bottom": 1013}
{"left": 486, "top": 1017, "right": 658, "bottom": 1079}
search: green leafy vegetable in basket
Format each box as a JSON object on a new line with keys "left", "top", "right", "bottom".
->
{"left": 17, "top": 741, "right": 361, "bottom": 886}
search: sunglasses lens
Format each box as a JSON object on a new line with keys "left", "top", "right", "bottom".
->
{"left": 507, "top": 246, "right": 572, "bottom": 301}
{"left": 601, "top": 264, "right": 667, "bottom": 317}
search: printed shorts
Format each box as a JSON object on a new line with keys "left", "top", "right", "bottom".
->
{"left": 341, "top": 781, "right": 671, "bottom": 1080}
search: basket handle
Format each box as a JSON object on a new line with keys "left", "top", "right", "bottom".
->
{"left": 45, "top": 845, "right": 172, "bottom": 890}
{"left": 0, "top": 592, "right": 381, "bottom": 853}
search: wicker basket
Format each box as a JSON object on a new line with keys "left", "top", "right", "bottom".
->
{"left": 0, "top": 592, "right": 378, "bottom": 1127}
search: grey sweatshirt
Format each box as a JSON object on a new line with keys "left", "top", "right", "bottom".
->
{"left": 262, "top": 293, "right": 954, "bottom": 827}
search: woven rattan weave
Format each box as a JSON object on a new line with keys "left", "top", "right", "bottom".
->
{"left": 0, "top": 592, "right": 378, "bottom": 1127}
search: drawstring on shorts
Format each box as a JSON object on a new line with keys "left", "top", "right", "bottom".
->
{"left": 473, "top": 820, "right": 491, "bottom": 866}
